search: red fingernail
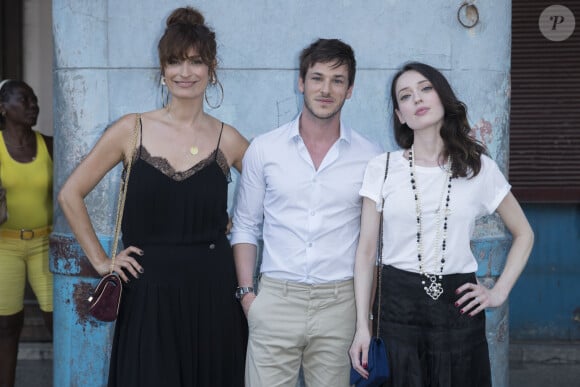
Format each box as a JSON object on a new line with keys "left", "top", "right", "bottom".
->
{"left": 454, "top": 302, "right": 459, "bottom": 307}
{"left": 455, "top": 289, "right": 460, "bottom": 294}
{"left": 460, "top": 309, "right": 465, "bottom": 314}
{"left": 363, "top": 362, "right": 368, "bottom": 369}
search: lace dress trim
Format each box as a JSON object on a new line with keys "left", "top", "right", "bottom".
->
{"left": 135, "top": 145, "right": 231, "bottom": 182}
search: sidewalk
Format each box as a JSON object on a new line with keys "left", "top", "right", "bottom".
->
{"left": 15, "top": 343, "right": 52, "bottom": 387}
{"left": 509, "top": 341, "right": 580, "bottom": 387}
{"left": 15, "top": 341, "right": 580, "bottom": 387}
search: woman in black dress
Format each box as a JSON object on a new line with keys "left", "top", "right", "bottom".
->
{"left": 58, "top": 7, "right": 249, "bottom": 386}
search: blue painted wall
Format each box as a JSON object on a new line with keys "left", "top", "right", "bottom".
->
{"left": 51, "top": 1, "right": 516, "bottom": 385}
{"left": 510, "top": 204, "right": 580, "bottom": 340}
{"left": 51, "top": 0, "right": 514, "bottom": 251}
{"left": 52, "top": 1, "right": 513, "bottom": 206}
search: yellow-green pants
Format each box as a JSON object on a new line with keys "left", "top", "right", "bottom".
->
{"left": 0, "top": 235, "right": 52, "bottom": 315}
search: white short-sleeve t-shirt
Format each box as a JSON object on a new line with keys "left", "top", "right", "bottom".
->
{"left": 360, "top": 150, "right": 511, "bottom": 274}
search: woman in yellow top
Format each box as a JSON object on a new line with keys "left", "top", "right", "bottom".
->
{"left": 0, "top": 79, "right": 53, "bottom": 387}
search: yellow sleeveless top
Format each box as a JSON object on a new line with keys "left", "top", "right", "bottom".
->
{"left": 0, "top": 131, "right": 53, "bottom": 229}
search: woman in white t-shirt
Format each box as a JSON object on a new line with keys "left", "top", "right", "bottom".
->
{"left": 349, "top": 62, "right": 534, "bottom": 386}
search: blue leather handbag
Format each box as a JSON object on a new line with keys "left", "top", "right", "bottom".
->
{"left": 350, "top": 152, "right": 391, "bottom": 387}
{"left": 349, "top": 337, "right": 389, "bottom": 387}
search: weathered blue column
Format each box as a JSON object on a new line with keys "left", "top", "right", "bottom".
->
{"left": 50, "top": 1, "right": 119, "bottom": 385}
{"left": 472, "top": 233, "right": 513, "bottom": 387}
{"left": 461, "top": 26, "right": 513, "bottom": 387}
{"left": 49, "top": 234, "right": 116, "bottom": 386}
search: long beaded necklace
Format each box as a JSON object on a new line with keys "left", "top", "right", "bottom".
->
{"left": 409, "top": 145, "right": 452, "bottom": 300}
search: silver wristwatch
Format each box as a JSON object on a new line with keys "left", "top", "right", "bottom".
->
{"left": 235, "top": 286, "right": 254, "bottom": 300}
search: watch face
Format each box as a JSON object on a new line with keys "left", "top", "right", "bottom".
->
{"left": 235, "top": 288, "right": 244, "bottom": 299}
{"left": 235, "top": 287, "right": 253, "bottom": 299}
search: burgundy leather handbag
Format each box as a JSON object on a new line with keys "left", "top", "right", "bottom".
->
{"left": 87, "top": 114, "right": 140, "bottom": 322}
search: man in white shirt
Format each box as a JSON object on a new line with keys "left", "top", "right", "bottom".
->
{"left": 231, "top": 38, "right": 381, "bottom": 387}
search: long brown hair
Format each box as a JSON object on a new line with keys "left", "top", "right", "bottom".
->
{"left": 390, "top": 62, "right": 487, "bottom": 178}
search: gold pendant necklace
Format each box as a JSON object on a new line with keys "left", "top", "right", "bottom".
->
{"left": 190, "top": 146, "right": 199, "bottom": 155}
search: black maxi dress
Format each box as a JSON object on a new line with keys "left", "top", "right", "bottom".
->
{"left": 108, "top": 124, "right": 247, "bottom": 387}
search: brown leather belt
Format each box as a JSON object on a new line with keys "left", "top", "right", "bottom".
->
{"left": 0, "top": 226, "right": 52, "bottom": 240}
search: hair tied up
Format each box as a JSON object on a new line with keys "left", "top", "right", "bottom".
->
{"left": 166, "top": 6, "right": 205, "bottom": 28}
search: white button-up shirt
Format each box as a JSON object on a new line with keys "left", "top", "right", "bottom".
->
{"left": 231, "top": 115, "right": 381, "bottom": 284}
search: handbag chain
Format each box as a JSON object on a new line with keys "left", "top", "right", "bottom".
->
{"left": 108, "top": 113, "right": 141, "bottom": 273}
{"left": 376, "top": 152, "right": 390, "bottom": 338}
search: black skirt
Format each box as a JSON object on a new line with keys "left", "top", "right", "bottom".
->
{"left": 376, "top": 265, "right": 491, "bottom": 387}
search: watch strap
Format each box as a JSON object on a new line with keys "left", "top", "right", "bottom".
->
{"left": 235, "top": 286, "right": 255, "bottom": 300}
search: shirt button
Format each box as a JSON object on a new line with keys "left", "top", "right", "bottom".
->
{"left": 308, "top": 242, "right": 313, "bottom": 248}
{"left": 310, "top": 211, "right": 315, "bottom": 216}
{"left": 209, "top": 243, "right": 216, "bottom": 249}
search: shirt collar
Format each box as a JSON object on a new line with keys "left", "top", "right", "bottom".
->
{"left": 287, "top": 112, "right": 352, "bottom": 144}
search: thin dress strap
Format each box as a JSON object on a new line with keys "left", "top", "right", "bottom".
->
{"left": 214, "top": 122, "right": 224, "bottom": 161}
{"left": 137, "top": 116, "right": 143, "bottom": 158}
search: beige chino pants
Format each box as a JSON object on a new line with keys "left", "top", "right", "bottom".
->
{"left": 245, "top": 275, "right": 356, "bottom": 387}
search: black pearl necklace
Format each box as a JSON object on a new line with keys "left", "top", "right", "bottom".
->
{"left": 409, "top": 145, "right": 452, "bottom": 300}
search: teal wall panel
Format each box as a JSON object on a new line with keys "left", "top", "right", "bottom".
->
{"left": 510, "top": 204, "right": 580, "bottom": 340}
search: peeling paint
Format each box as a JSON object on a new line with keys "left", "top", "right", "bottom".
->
{"left": 497, "top": 319, "right": 508, "bottom": 342}
{"left": 471, "top": 236, "right": 512, "bottom": 277}
{"left": 52, "top": 271, "right": 113, "bottom": 385}
{"left": 73, "top": 281, "right": 99, "bottom": 327}
{"left": 50, "top": 233, "right": 111, "bottom": 277}
{"left": 470, "top": 118, "right": 494, "bottom": 146}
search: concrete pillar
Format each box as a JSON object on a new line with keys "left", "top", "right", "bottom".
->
{"left": 473, "top": 235, "right": 512, "bottom": 387}
{"left": 49, "top": 235, "right": 115, "bottom": 386}
{"left": 50, "top": 1, "right": 118, "bottom": 385}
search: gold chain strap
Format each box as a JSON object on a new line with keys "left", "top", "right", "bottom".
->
{"left": 109, "top": 113, "right": 141, "bottom": 273}
{"left": 376, "top": 152, "right": 390, "bottom": 338}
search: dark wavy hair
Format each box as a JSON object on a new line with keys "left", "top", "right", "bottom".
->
{"left": 158, "top": 7, "right": 218, "bottom": 82}
{"left": 299, "top": 38, "right": 356, "bottom": 87}
{"left": 390, "top": 62, "right": 487, "bottom": 178}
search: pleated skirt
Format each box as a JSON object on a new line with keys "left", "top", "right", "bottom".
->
{"left": 108, "top": 240, "right": 247, "bottom": 387}
{"left": 376, "top": 265, "right": 491, "bottom": 387}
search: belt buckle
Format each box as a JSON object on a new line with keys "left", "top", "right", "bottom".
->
{"left": 20, "top": 229, "right": 34, "bottom": 240}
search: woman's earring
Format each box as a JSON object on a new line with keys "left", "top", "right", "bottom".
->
{"left": 159, "top": 76, "right": 169, "bottom": 107}
{"left": 204, "top": 79, "right": 224, "bottom": 109}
